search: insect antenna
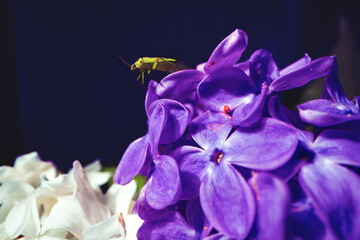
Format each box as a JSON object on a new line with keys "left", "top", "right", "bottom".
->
{"left": 115, "top": 53, "right": 132, "bottom": 67}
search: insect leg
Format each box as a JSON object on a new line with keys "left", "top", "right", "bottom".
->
{"left": 152, "top": 57, "right": 161, "bottom": 70}
{"left": 142, "top": 72, "right": 145, "bottom": 85}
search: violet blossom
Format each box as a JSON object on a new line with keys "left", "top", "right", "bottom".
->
{"left": 298, "top": 57, "right": 360, "bottom": 127}
{"left": 112, "top": 28, "right": 360, "bottom": 239}
{"left": 172, "top": 111, "right": 298, "bottom": 238}
{"left": 113, "top": 98, "right": 188, "bottom": 210}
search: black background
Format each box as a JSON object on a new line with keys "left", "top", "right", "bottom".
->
{"left": 1, "top": 0, "right": 359, "bottom": 172}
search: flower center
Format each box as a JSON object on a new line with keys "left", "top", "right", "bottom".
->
{"left": 212, "top": 150, "right": 224, "bottom": 164}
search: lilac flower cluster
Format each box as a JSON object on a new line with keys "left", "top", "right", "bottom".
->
{"left": 114, "top": 29, "right": 360, "bottom": 239}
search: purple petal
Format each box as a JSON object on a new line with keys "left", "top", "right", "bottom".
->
{"left": 323, "top": 57, "right": 357, "bottom": 111}
{"left": 145, "top": 80, "right": 159, "bottom": 116}
{"left": 279, "top": 53, "right": 311, "bottom": 76}
{"left": 146, "top": 155, "right": 181, "bottom": 210}
{"left": 248, "top": 173, "right": 290, "bottom": 240}
{"left": 172, "top": 146, "right": 210, "bottom": 200}
{"left": 231, "top": 85, "right": 266, "bottom": 127}
{"left": 269, "top": 154, "right": 305, "bottom": 182}
{"left": 269, "top": 56, "right": 334, "bottom": 93}
{"left": 138, "top": 153, "right": 152, "bottom": 177}
{"left": 268, "top": 95, "right": 305, "bottom": 130}
{"left": 113, "top": 136, "right": 148, "bottom": 185}
{"left": 134, "top": 183, "right": 157, "bottom": 220}
{"left": 204, "top": 29, "right": 248, "bottom": 74}
{"left": 314, "top": 129, "right": 360, "bottom": 167}
{"left": 137, "top": 210, "right": 196, "bottom": 240}
{"left": 223, "top": 118, "right": 298, "bottom": 170}
{"left": 183, "top": 101, "right": 206, "bottom": 122}
{"left": 298, "top": 99, "right": 360, "bottom": 127}
{"left": 299, "top": 161, "right": 360, "bottom": 239}
{"left": 234, "top": 60, "right": 250, "bottom": 76}
{"left": 197, "top": 67, "right": 257, "bottom": 112}
{"left": 200, "top": 163, "right": 255, "bottom": 238}
{"left": 189, "top": 111, "right": 232, "bottom": 151}
{"left": 249, "top": 49, "right": 279, "bottom": 87}
{"left": 148, "top": 99, "right": 189, "bottom": 144}
{"left": 298, "top": 130, "right": 315, "bottom": 144}
{"left": 156, "top": 70, "right": 206, "bottom": 101}
{"left": 286, "top": 199, "right": 329, "bottom": 240}
{"left": 186, "top": 198, "right": 211, "bottom": 239}
{"left": 148, "top": 102, "right": 167, "bottom": 157}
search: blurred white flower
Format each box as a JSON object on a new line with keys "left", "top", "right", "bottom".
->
{"left": 0, "top": 152, "right": 57, "bottom": 187}
{"left": 0, "top": 152, "right": 142, "bottom": 240}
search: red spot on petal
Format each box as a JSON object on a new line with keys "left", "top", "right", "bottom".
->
{"left": 223, "top": 105, "right": 231, "bottom": 113}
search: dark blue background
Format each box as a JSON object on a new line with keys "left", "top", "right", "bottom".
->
{"left": 1, "top": 0, "right": 359, "bottom": 172}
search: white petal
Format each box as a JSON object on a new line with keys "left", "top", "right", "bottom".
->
{"left": 41, "top": 172, "right": 75, "bottom": 196}
{"left": 105, "top": 181, "right": 137, "bottom": 215}
{"left": 17, "top": 228, "right": 69, "bottom": 239}
{"left": 82, "top": 214, "right": 126, "bottom": 240}
{"left": 0, "top": 181, "right": 34, "bottom": 202}
{"left": 14, "top": 152, "right": 57, "bottom": 187}
{"left": 0, "top": 199, "right": 15, "bottom": 222}
{"left": 14, "top": 152, "right": 42, "bottom": 170}
{"left": 39, "top": 167, "right": 58, "bottom": 184}
{"left": 86, "top": 171, "right": 112, "bottom": 190}
{"left": 73, "top": 161, "right": 110, "bottom": 224}
{"left": 123, "top": 214, "right": 143, "bottom": 240}
{"left": 4, "top": 187, "right": 52, "bottom": 238}
{"left": 0, "top": 222, "right": 12, "bottom": 240}
{"left": 41, "top": 161, "right": 112, "bottom": 238}
{"left": 69, "top": 160, "right": 111, "bottom": 189}
{"left": 41, "top": 198, "right": 89, "bottom": 239}
{"left": 5, "top": 200, "right": 38, "bottom": 238}
{"left": 0, "top": 166, "right": 23, "bottom": 183}
{"left": 37, "top": 195, "right": 58, "bottom": 225}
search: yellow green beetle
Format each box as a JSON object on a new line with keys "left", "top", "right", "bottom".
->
{"left": 117, "top": 55, "right": 185, "bottom": 84}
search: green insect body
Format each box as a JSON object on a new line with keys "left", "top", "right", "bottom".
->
{"left": 118, "top": 55, "right": 185, "bottom": 84}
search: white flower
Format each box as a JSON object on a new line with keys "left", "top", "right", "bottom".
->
{"left": 0, "top": 152, "right": 142, "bottom": 240}
{"left": 0, "top": 152, "right": 57, "bottom": 187}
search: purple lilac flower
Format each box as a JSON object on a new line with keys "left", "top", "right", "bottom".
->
{"left": 155, "top": 29, "right": 249, "bottom": 115}
{"left": 268, "top": 112, "right": 360, "bottom": 239}
{"left": 247, "top": 173, "right": 290, "bottom": 240}
{"left": 113, "top": 99, "right": 188, "bottom": 209}
{"left": 291, "top": 127, "right": 360, "bottom": 239}
{"left": 285, "top": 196, "right": 332, "bottom": 239}
{"left": 156, "top": 29, "right": 333, "bottom": 128}
{"left": 173, "top": 111, "right": 298, "bottom": 238}
{"left": 136, "top": 198, "right": 210, "bottom": 240}
{"left": 198, "top": 48, "right": 334, "bottom": 127}
{"left": 298, "top": 57, "right": 360, "bottom": 127}
{"left": 299, "top": 161, "right": 360, "bottom": 239}
{"left": 112, "top": 28, "right": 360, "bottom": 239}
